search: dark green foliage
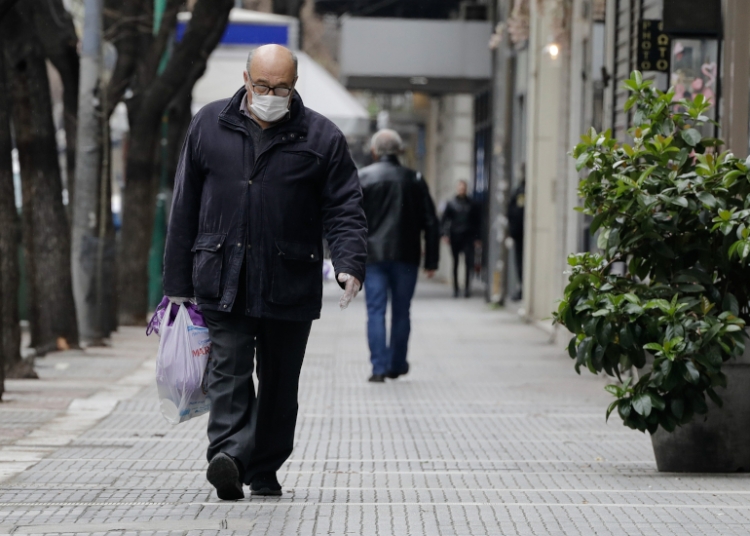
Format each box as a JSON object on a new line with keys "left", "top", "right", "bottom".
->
{"left": 554, "top": 71, "right": 750, "bottom": 434}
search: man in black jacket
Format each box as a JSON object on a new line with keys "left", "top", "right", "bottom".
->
{"left": 359, "top": 129, "right": 439, "bottom": 383}
{"left": 163, "top": 45, "right": 367, "bottom": 500}
{"left": 507, "top": 177, "right": 526, "bottom": 301}
{"left": 441, "top": 180, "right": 481, "bottom": 298}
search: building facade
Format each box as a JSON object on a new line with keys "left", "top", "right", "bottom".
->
{"left": 483, "top": 0, "right": 750, "bottom": 336}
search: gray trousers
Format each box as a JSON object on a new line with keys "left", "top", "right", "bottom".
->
{"left": 202, "top": 310, "right": 312, "bottom": 485}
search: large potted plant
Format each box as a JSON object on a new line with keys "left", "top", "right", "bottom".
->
{"left": 555, "top": 71, "right": 750, "bottom": 472}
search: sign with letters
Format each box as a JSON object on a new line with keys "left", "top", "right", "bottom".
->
{"left": 637, "top": 20, "right": 671, "bottom": 73}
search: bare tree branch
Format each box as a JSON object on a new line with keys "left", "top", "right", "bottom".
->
{"left": 104, "top": 0, "right": 139, "bottom": 117}
{"left": 142, "top": 0, "right": 180, "bottom": 85}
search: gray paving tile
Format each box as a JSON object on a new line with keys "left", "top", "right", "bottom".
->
{"left": 1, "top": 282, "right": 750, "bottom": 535}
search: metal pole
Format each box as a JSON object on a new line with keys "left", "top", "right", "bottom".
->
{"left": 71, "top": 0, "right": 105, "bottom": 343}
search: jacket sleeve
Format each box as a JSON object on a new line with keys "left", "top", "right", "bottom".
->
{"left": 163, "top": 119, "right": 204, "bottom": 297}
{"left": 322, "top": 132, "right": 368, "bottom": 288}
{"left": 418, "top": 177, "right": 440, "bottom": 271}
{"left": 440, "top": 201, "right": 454, "bottom": 237}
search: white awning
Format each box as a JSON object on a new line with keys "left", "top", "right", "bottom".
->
{"left": 192, "top": 48, "right": 371, "bottom": 137}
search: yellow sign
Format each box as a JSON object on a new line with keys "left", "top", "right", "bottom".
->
{"left": 638, "top": 20, "right": 671, "bottom": 73}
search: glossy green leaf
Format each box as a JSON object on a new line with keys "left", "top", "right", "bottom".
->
{"left": 706, "top": 387, "right": 723, "bottom": 408}
{"left": 683, "top": 361, "right": 700, "bottom": 384}
{"left": 632, "top": 393, "right": 652, "bottom": 417}
{"left": 681, "top": 128, "right": 702, "bottom": 147}
{"left": 697, "top": 191, "right": 717, "bottom": 208}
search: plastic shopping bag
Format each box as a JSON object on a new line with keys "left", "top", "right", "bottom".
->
{"left": 147, "top": 296, "right": 206, "bottom": 335}
{"left": 147, "top": 298, "right": 211, "bottom": 424}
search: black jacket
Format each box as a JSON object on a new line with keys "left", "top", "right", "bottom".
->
{"left": 163, "top": 87, "right": 367, "bottom": 321}
{"left": 359, "top": 156, "right": 439, "bottom": 270}
{"left": 441, "top": 195, "right": 480, "bottom": 244}
{"left": 507, "top": 180, "right": 525, "bottom": 241}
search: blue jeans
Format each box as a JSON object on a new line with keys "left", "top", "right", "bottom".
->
{"left": 364, "top": 261, "right": 419, "bottom": 376}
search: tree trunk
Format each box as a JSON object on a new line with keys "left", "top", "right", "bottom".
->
{"left": 165, "top": 87, "right": 194, "bottom": 191}
{"left": 30, "top": 0, "right": 79, "bottom": 219}
{"left": 272, "top": 0, "right": 305, "bottom": 47}
{"left": 0, "top": 39, "right": 30, "bottom": 393}
{"left": 3, "top": 5, "right": 79, "bottom": 354}
{"left": 117, "top": 107, "right": 160, "bottom": 326}
{"left": 272, "top": 0, "right": 304, "bottom": 16}
{"left": 117, "top": 0, "right": 233, "bottom": 325}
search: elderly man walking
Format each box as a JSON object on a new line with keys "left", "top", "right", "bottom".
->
{"left": 359, "top": 129, "right": 440, "bottom": 383}
{"left": 163, "top": 44, "right": 367, "bottom": 500}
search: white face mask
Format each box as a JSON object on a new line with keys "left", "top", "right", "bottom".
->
{"left": 249, "top": 93, "right": 290, "bottom": 123}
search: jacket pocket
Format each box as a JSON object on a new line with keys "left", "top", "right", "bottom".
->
{"left": 281, "top": 149, "right": 324, "bottom": 162}
{"left": 191, "top": 233, "right": 226, "bottom": 298}
{"left": 269, "top": 240, "right": 322, "bottom": 305}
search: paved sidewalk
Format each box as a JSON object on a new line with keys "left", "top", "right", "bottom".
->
{"left": 0, "top": 329, "right": 154, "bottom": 482}
{"left": 1, "top": 282, "right": 750, "bottom": 535}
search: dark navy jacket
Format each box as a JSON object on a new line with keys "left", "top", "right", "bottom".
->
{"left": 163, "top": 87, "right": 367, "bottom": 321}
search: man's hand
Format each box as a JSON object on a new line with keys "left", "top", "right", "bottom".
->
{"left": 337, "top": 273, "right": 361, "bottom": 310}
{"left": 425, "top": 270, "right": 436, "bottom": 279}
{"left": 442, "top": 236, "right": 450, "bottom": 245}
{"left": 167, "top": 296, "right": 194, "bottom": 305}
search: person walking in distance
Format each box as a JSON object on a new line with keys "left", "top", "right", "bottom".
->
{"left": 441, "top": 180, "right": 481, "bottom": 298}
{"left": 163, "top": 45, "right": 367, "bottom": 500}
{"left": 359, "top": 129, "right": 440, "bottom": 383}
{"left": 507, "top": 166, "right": 526, "bottom": 301}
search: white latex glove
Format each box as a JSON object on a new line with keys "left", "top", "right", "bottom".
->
{"left": 167, "top": 296, "right": 195, "bottom": 305}
{"left": 337, "top": 273, "right": 361, "bottom": 310}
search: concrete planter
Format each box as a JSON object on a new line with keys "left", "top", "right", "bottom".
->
{"left": 649, "top": 336, "right": 750, "bottom": 472}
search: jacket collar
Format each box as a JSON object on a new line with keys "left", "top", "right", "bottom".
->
{"left": 218, "top": 86, "right": 308, "bottom": 138}
{"left": 378, "top": 155, "right": 401, "bottom": 165}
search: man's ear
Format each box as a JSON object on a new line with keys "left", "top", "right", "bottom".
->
{"left": 243, "top": 71, "right": 249, "bottom": 84}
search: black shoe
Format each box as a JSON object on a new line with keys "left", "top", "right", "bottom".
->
{"left": 464, "top": 290, "right": 471, "bottom": 298}
{"left": 453, "top": 289, "right": 459, "bottom": 298}
{"left": 369, "top": 374, "right": 386, "bottom": 382}
{"left": 386, "top": 364, "right": 409, "bottom": 379}
{"left": 207, "top": 453, "right": 244, "bottom": 501}
{"left": 251, "top": 473, "right": 283, "bottom": 496}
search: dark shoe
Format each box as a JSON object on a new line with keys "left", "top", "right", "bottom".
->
{"left": 453, "top": 289, "right": 460, "bottom": 298}
{"left": 511, "top": 289, "right": 522, "bottom": 301}
{"left": 206, "top": 453, "right": 244, "bottom": 501}
{"left": 464, "top": 290, "right": 471, "bottom": 298}
{"left": 251, "top": 473, "right": 283, "bottom": 496}
{"left": 386, "top": 364, "right": 409, "bottom": 379}
{"left": 369, "top": 374, "right": 386, "bottom": 382}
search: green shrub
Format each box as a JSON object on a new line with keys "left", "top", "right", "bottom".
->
{"left": 554, "top": 71, "right": 750, "bottom": 434}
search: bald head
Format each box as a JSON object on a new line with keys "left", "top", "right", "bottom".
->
{"left": 246, "top": 45, "right": 298, "bottom": 80}
{"left": 243, "top": 45, "right": 299, "bottom": 125}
